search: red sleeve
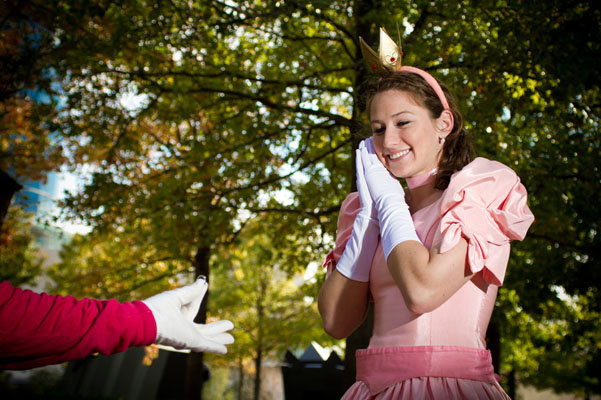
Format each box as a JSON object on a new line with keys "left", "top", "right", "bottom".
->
{"left": 0, "top": 281, "right": 157, "bottom": 370}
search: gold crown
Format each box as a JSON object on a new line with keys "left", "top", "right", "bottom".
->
{"left": 359, "top": 27, "right": 403, "bottom": 73}
{"left": 359, "top": 27, "right": 452, "bottom": 112}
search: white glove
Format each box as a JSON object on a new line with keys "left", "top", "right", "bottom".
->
{"left": 142, "top": 276, "right": 234, "bottom": 354}
{"left": 335, "top": 140, "right": 380, "bottom": 282}
{"left": 359, "top": 138, "right": 421, "bottom": 259}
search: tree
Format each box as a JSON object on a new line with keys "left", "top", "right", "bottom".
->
{"left": 48, "top": 228, "right": 188, "bottom": 301}
{"left": 208, "top": 217, "right": 336, "bottom": 399}
{"left": 0, "top": 206, "right": 43, "bottom": 286}
{"left": 39, "top": 2, "right": 354, "bottom": 396}
{"left": 0, "top": 0, "right": 88, "bottom": 182}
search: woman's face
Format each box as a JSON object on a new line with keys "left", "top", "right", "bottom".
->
{"left": 370, "top": 89, "right": 446, "bottom": 179}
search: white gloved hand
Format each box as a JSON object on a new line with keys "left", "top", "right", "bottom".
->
{"left": 335, "top": 140, "right": 380, "bottom": 282}
{"left": 142, "top": 276, "right": 234, "bottom": 354}
{"left": 360, "top": 138, "right": 421, "bottom": 259}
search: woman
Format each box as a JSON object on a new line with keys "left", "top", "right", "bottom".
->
{"left": 318, "top": 28, "right": 534, "bottom": 399}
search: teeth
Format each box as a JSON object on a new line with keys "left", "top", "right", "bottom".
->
{"left": 389, "top": 149, "right": 410, "bottom": 160}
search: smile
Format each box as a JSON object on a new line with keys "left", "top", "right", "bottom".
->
{"left": 388, "top": 149, "right": 411, "bottom": 160}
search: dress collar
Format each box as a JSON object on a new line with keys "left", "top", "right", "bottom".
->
{"left": 405, "top": 168, "right": 437, "bottom": 189}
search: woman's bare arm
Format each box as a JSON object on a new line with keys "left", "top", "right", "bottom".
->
{"left": 386, "top": 237, "right": 473, "bottom": 314}
{"left": 318, "top": 270, "right": 370, "bottom": 339}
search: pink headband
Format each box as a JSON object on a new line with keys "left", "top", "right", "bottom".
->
{"left": 400, "top": 66, "right": 450, "bottom": 111}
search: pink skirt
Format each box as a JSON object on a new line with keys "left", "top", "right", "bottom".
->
{"left": 342, "top": 345, "right": 510, "bottom": 400}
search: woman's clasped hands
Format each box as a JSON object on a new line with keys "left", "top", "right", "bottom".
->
{"left": 357, "top": 138, "right": 421, "bottom": 260}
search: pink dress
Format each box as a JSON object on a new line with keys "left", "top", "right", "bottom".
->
{"left": 323, "top": 158, "right": 534, "bottom": 399}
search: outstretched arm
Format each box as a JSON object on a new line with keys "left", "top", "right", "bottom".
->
{"left": 0, "top": 280, "right": 156, "bottom": 369}
{"left": 0, "top": 277, "right": 234, "bottom": 370}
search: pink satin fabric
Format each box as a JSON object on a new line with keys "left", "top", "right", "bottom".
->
{"left": 405, "top": 168, "right": 437, "bottom": 189}
{"left": 355, "top": 346, "right": 496, "bottom": 395}
{"left": 325, "top": 158, "right": 534, "bottom": 399}
{"left": 342, "top": 375, "right": 510, "bottom": 400}
{"left": 322, "top": 193, "right": 362, "bottom": 278}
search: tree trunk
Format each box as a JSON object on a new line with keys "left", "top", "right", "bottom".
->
{"left": 508, "top": 369, "right": 516, "bottom": 399}
{"left": 184, "top": 245, "right": 211, "bottom": 400}
{"left": 487, "top": 318, "right": 501, "bottom": 374}
{"left": 237, "top": 356, "right": 244, "bottom": 400}
{"left": 254, "top": 346, "right": 262, "bottom": 400}
{"left": 254, "top": 278, "right": 266, "bottom": 400}
{"left": 350, "top": 0, "right": 374, "bottom": 176}
{"left": 0, "top": 169, "right": 22, "bottom": 231}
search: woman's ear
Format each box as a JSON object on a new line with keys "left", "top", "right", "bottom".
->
{"left": 436, "top": 110, "right": 454, "bottom": 136}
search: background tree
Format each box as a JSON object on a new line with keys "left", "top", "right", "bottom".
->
{"left": 0, "top": 206, "right": 43, "bottom": 286}
{"left": 41, "top": 2, "right": 355, "bottom": 397}
{"left": 0, "top": 0, "right": 86, "bottom": 181}
{"left": 208, "top": 217, "right": 336, "bottom": 399}
{"left": 48, "top": 228, "right": 188, "bottom": 301}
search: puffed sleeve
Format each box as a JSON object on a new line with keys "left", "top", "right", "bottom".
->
{"left": 438, "top": 158, "right": 534, "bottom": 286}
{"left": 322, "top": 193, "right": 360, "bottom": 277}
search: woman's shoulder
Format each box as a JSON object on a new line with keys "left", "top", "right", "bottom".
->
{"left": 438, "top": 157, "right": 535, "bottom": 285}
{"left": 321, "top": 192, "right": 361, "bottom": 272}
{"left": 452, "top": 157, "right": 520, "bottom": 184}
{"left": 440, "top": 156, "right": 534, "bottom": 242}
{"left": 442, "top": 157, "right": 522, "bottom": 208}
{"left": 341, "top": 191, "right": 360, "bottom": 208}
{"left": 331, "top": 192, "right": 361, "bottom": 235}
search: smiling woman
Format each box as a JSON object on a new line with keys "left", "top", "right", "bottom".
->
{"left": 363, "top": 70, "right": 472, "bottom": 192}
{"left": 369, "top": 90, "right": 447, "bottom": 180}
{"left": 317, "top": 28, "right": 535, "bottom": 400}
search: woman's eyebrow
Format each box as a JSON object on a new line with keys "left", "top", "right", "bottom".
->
{"left": 371, "top": 110, "right": 412, "bottom": 124}
{"left": 391, "top": 110, "right": 412, "bottom": 117}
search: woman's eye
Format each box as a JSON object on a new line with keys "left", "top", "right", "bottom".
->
{"left": 372, "top": 127, "right": 385, "bottom": 135}
{"left": 396, "top": 121, "right": 409, "bottom": 127}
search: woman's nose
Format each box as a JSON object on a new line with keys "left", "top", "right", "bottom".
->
{"left": 382, "top": 129, "right": 400, "bottom": 149}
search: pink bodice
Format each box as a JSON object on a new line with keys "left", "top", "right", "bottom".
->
{"left": 368, "top": 221, "right": 498, "bottom": 349}
{"left": 324, "top": 157, "right": 534, "bottom": 350}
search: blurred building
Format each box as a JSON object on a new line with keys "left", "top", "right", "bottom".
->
{"left": 282, "top": 342, "right": 345, "bottom": 400}
{"left": 13, "top": 171, "right": 68, "bottom": 288}
{"left": 9, "top": 86, "right": 69, "bottom": 278}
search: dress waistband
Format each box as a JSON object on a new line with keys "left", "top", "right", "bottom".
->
{"left": 355, "top": 345, "right": 497, "bottom": 395}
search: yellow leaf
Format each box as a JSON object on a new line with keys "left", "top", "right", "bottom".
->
{"left": 234, "top": 268, "right": 245, "bottom": 280}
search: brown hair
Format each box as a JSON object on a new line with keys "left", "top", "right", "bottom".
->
{"left": 362, "top": 71, "right": 473, "bottom": 190}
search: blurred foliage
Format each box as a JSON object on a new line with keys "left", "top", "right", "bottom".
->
{"left": 0, "top": 96, "right": 64, "bottom": 182}
{"left": 208, "top": 217, "right": 337, "bottom": 395}
{"left": 47, "top": 228, "right": 191, "bottom": 301}
{"left": 0, "top": 206, "right": 43, "bottom": 285}
{"left": 1, "top": 0, "right": 600, "bottom": 396}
